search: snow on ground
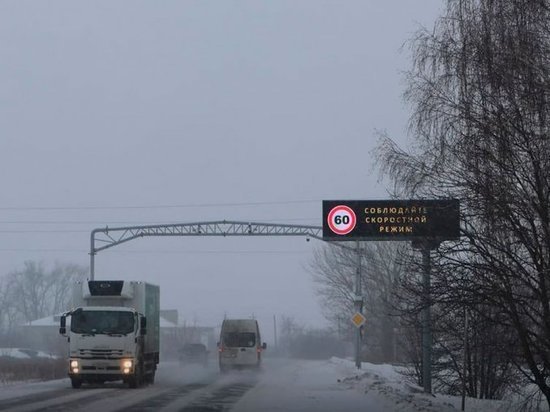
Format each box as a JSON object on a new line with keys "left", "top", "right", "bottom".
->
{"left": 0, "top": 377, "right": 67, "bottom": 401}
{"left": 0, "top": 357, "right": 546, "bottom": 411}
{"left": 233, "top": 357, "right": 518, "bottom": 412}
{"left": 0, "top": 347, "right": 59, "bottom": 359}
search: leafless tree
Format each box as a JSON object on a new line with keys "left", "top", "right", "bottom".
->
{"left": 309, "top": 242, "right": 407, "bottom": 363}
{"left": 394, "top": 251, "right": 521, "bottom": 396}
{"left": 48, "top": 262, "right": 88, "bottom": 314}
{"left": 0, "top": 261, "right": 87, "bottom": 330}
{"left": 375, "top": 0, "right": 550, "bottom": 405}
{"left": 278, "top": 315, "right": 305, "bottom": 356}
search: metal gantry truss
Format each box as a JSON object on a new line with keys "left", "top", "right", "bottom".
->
{"left": 90, "top": 220, "right": 323, "bottom": 279}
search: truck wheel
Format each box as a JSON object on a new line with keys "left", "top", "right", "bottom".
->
{"left": 128, "top": 376, "right": 138, "bottom": 388}
{"left": 128, "top": 372, "right": 140, "bottom": 389}
{"left": 128, "top": 363, "right": 143, "bottom": 388}
{"left": 70, "top": 378, "right": 82, "bottom": 389}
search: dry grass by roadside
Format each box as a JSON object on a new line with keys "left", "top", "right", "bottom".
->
{"left": 0, "top": 358, "right": 66, "bottom": 384}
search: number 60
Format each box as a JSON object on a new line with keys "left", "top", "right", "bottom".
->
{"left": 334, "top": 215, "right": 350, "bottom": 225}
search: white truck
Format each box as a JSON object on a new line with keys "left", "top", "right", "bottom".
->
{"left": 59, "top": 280, "right": 160, "bottom": 389}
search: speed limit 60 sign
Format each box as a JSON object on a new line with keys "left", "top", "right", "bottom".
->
{"left": 322, "top": 199, "right": 460, "bottom": 241}
{"left": 326, "top": 205, "right": 356, "bottom": 235}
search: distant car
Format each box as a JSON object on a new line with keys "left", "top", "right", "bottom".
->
{"left": 179, "top": 343, "right": 208, "bottom": 367}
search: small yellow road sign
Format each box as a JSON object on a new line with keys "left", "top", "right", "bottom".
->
{"left": 351, "top": 312, "right": 366, "bottom": 328}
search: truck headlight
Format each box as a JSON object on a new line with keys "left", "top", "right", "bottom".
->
{"left": 70, "top": 359, "right": 79, "bottom": 373}
{"left": 122, "top": 359, "right": 133, "bottom": 374}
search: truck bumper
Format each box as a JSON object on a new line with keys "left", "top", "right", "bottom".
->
{"left": 68, "top": 357, "right": 135, "bottom": 382}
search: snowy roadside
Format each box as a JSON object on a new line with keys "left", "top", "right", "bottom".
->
{"left": 329, "top": 358, "right": 513, "bottom": 412}
{"left": 0, "top": 377, "right": 68, "bottom": 401}
{"left": 233, "top": 357, "right": 513, "bottom": 412}
{"left": 0, "top": 358, "right": 545, "bottom": 411}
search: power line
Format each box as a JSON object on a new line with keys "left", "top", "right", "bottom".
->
{"left": 0, "top": 199, "right": 321, "bottom": 211}
{"left": 106, "top": 249, "right": 312, "bottom": 255}
{"left": 0, "top": 217, "right": 320, "bottom": 225}
{"left": 0, "top": 230, "right": 89, "bottom": 233}
{"left": 0, "top": 248, "right": 313, "bottom": 255}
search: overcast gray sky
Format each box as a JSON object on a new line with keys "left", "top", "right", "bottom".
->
{"left": 0, "top": 1, "right": 443, "bottom": 341}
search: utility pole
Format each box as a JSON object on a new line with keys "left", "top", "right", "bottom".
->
{"left": 421, "top": 246, "right": 432, "bottom": 394}
{"left": 354, "top": 241, "right": 363, "bottom": 369}
{"left": 311, "top": 237, "right": 364, "bottom": 369}
{"left": 273, "top": 314, "right": 278, "bottom": 351}
{"left": 461, "top": 308, "right": 468, "bottom": 411}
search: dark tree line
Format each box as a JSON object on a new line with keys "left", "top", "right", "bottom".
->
{"left": 373, "top": 0, "right": 550, "bottom": 407}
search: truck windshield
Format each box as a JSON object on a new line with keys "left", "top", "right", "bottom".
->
{"left": 223, "top": 332, "right": 256, "bottom": 348}
{"left": 71, "top": 310, "right": 135, "bottom": 335}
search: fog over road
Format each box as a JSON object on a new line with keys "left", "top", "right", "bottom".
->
{"left": 0, "top": 360, "right": 256, "bottom": 412}
{"left": 0, "top": 356, "right": 508, "bottom": 412}
{"left": 0, "top": 357, "right": 405, "bottom": 412}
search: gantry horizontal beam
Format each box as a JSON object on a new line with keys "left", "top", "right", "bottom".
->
{"left": 89, "top": 220, "right": 323, "bottom": 279}
{"left": 91, "top": 220, "right": 322, "bottom": 253}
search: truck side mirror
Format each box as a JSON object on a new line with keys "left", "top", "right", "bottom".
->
{"left": 140, "top": 316, "right": 147, "bottom": 335}
{"left": 262, "top": 342, "right": 267, "bottom": 350}
{"left": 59, "top": 315, "right": 66, "bottom": 335}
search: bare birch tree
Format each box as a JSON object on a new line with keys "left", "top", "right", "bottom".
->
{"left": 375, "top": 0, "right": 550, "bottom": 405}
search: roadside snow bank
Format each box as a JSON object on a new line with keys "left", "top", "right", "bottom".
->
{"left": 329, "top": 357, "right": 455, "bottom": 411}
{"left": 329, "top": 357, "right": 517, "bottom": 412}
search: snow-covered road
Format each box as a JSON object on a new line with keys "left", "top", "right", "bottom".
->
{"left": 234, "top": 357, "right": 505, "bottom": 412}
{"left": 234, "top": 357, "right": 392, "bottom": 412}
{"left": 0, "top": 357, "right": 513, "bottom": 411}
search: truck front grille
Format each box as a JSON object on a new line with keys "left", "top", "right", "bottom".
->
{"left": 82, "top": 366, "right": 120, "bottom": 371}
{"left": 79, "top": 349, "right": 124, "bottom": 359}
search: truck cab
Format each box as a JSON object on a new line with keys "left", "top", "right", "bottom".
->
{"left": 60, "top": 280, "right": 159, "bottom": 389}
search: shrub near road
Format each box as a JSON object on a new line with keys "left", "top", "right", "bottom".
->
{"left": 0, "top": 349, "right": 66, "bottom": 384}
